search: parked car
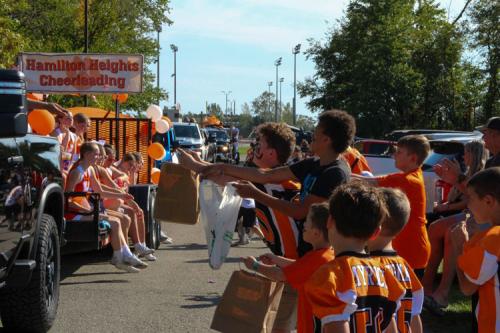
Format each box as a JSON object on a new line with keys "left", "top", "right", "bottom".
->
{"left": 362, "top": 133, "right": 483, "bottom": 213}
{"left": 204, "top": 127, "right": 232, "bottom": 162}
{"left": 201, "top": 128, "right": 217, "bottom": 163}
{"left": 172, "top": 122, "right": 204, "bottom": 159}
{"left": 385, "top": 129, "right": 482, "bottom": 142}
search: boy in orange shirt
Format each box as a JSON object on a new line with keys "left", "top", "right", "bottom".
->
{"left": 355, "top": 135, "right": 431, "bottom": 276}
{"left": 242, "top": 203, "right": 334, "bottom": 333}
{"left": 451, "top": 167, "right": 500, "bottom": 333}
{"left": 368, "top": 188, "right": 423, "bottom": 333}
{"left": 304, "top": 182, "right": 405, "bottom": 333}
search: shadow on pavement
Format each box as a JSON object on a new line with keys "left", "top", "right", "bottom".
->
{"left": 61, "top": 279, "right": 129, "bottom": 286}
{"left": 159, "top": 243, "right": 207, "bottom": 251}
{"left": 181, "top": 293, "right": 221, "bottom": 309}
{"left": 185, "top": 257, "right": 242, "bottom": 264}
{"left": 60, "top": 247, "right": 114, "bottom": 281}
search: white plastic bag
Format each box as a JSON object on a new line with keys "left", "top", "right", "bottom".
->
{"left": 199, "top": 180, "right": 242, "bottom": 269}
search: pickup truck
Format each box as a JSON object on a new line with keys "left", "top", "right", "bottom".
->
{"left": 0, "top": 70, "right": 63, "bottom": 331}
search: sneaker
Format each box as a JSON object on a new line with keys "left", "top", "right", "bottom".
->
{"left": 113, "top": 260, "right": 140, "bottom": 273}
{"left": 135, "top": 245, "right": 154, "bottom": 257}
{"left": 160, "top": 231, "right": 174, "bottom": 244}
{"left": 143, "top": 253, "right": 157, "bottom": 261}
{"left": 123, "top": 254, "right": 148, "bottom": 269}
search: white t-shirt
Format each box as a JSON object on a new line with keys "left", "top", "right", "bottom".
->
{"left": 5, "top": 186, "right": 23, "bottom": 207}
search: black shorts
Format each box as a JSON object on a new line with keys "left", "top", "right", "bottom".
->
{"left": 238, "top": 207, "right": 256, "bottom": 228}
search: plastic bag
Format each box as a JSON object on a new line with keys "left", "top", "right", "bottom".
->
{"left": 199, "top": 180, "right": 242, "bottom": 269}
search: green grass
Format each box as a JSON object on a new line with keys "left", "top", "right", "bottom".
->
{"left": 422, "top": 277, "right": 473, "bottom": 333}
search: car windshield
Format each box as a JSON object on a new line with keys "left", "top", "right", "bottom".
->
{"left": 174, "top": 125, "right": 200, "bottom": 139}
{"left": 208, "top": 130, "right": 228, "bottom": 140}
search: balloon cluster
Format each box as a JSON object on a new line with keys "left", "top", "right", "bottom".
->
{"left": 146, "top": 105, "right": 170, "bottom": 134}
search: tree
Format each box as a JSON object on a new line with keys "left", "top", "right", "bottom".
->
{"left": 3, "top": 0, "right": 171, "bottom": 113}
{"left": 238, "top": 102, "right": 254, "bottom": 137}
{"left": 281, "top": 102, "right": 293, "bottom": 125}
{"left": 206, "top": 103, "right": 224, "bottom": 120}
{"left": 467, "top": 0, "right": 499, "bottom": 121}
{"left": 299, "top": 0, "right": 470, "bottom": 137}
{"left": 251, "top": 91, "right": 275, "bottom": 122}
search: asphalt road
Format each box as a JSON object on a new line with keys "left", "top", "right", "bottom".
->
{"left": 50, "top": 222, "right": 266, "bottom": 333}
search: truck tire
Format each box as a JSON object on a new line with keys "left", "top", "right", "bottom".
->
{"left": 147, "top": 190, "right": 161, "bottom": 250}
{"left": 0, "top": 213, "right": 60, "bottom": 332}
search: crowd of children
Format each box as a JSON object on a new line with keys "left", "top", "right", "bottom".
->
{"left": 178, "top": 113, "right": 500, "bottom": 333}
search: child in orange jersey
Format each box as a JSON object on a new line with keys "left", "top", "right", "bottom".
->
{"left": 368, "top": 188, "right": 423, "bottom": 333}
{"left": 342, "top": 145, "right": 372, "bottom": 175}
{"left": 451, "top": 167, "right": 500, "bottom": 333}
{"left": 243, "top": 203, "right": 334, "bottom": 333}
{"left": 304, "top": 182, "right": 405, "bottom": 333}
{"left": 355, "top": 135, "right": 431, "bottom": 277}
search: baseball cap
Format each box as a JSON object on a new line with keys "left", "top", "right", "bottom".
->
{"left": 477, "top": 117, "right": 500, "bottom": 132}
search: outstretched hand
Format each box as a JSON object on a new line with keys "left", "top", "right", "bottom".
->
{"left": 242, "top": 256, "right": 258, "bottom": 271}
{"left": 232, "top": 180, "right": 260, "bottom": 199}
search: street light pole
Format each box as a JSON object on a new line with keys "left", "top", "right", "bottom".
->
{"left": 156, "top": 28, "right": 161, "bottom": 105}
{"left": 267, "top": 81, "right": 273, "bottom": 119}
{"left": 274, "top": 57, "right": 282, "bottom": 122}
{"left": 292, "top": 44, "right": 301, "bottom": 126}
{"left": 170, "top": 44, "right": 178, "bottom": 106}
{"left": 279, "top": 77, "right": 284, "bottom": 121}
{"left": 221, "top": 90, "right": 232, "bottom": 117}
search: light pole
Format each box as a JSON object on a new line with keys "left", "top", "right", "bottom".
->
{"left": 274, "top": 57, "right": 282, "bottom": 122}
{"left": 221, "top": 90, "right": 232, "bottom": 117}
{"left": 292, "top": 44, "right": 301, "bottom": 126}
{"left": 156, "top": 27, "right": 161, "bottom": 105}
{"left": 170, "top": 44, "right": 178, "bottom": 106}
{"left": 267, "top": 81, "right": 273, "bottom": 119}
{"left": 279, "top": 77, "right": 284, "bottom": 121}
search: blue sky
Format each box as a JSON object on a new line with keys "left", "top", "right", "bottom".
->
{"left": 156, "top": 0, "right": 467, "bottom": 117}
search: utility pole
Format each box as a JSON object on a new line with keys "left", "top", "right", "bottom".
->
{"left": 274, "top": 57, "right": 282, "bottom": 122}
{"left": 292, "top": 44, "right": 301, "bottom": 126}
{"left": 279, "top": 77, "right": 284, "bottom": 121}
{"left": 84, "top": 0, "right": 89, "bottom": 106}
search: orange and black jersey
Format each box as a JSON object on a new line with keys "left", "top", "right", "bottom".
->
{"left": 371, "top": 250, "right": 424, "bottom": 333}
{"left": 254, "top": 181, "right": 301, "bottom": 259}
{"left": 457, "top": 226, "right": 500, "bottom": 333}
{"left": 305, "top": 252, "right": 405, "bottom": 333}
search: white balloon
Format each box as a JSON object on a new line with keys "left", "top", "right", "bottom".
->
{"left": 155, "top": 119, "right": 170, "bottom": 134}
{"left": 146, "top": 105, "right": 162, "bottom": 122}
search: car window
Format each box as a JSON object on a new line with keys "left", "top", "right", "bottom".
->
{"left": 174, "top": 125, "right": 200, "bottom": 139}
{"left": 207, "top": 130, "right": 228, "bottom": 140}
{"left": 422, "top": 142, "right": 464, "bottom": 171}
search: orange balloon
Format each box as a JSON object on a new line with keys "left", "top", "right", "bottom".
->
{"left": 147, "top": 142, "right": 165, "bottom": 160}
{"left": 141, "top": 122, "right": 157, "bottom": 137}
{"left": 151, "top": 169, "right": 161, "bottom": 184}
{"left": 112, "top": 93, "right": 128, "bottom": 103}
{"left": 28, "top": 109, "right": 55, "bottom": 135}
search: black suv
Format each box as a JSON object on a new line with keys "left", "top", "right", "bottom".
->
{"left": 0, "top": 70, "right": 63, "bottom": 332}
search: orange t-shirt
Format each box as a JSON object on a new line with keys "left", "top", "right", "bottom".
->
{"left": 282, "top": 247, "right": 335, "bottom": 333}
{"left": 376, "top": 169, "right": 430, "bottom": 269}
{"left": 372, "top": 251, "right": 424, "bottom": 333}
{"left": 457, "top": 226, "right": 500, "bottom": 333}
{"left": 342, "top": 147, "right": 372, "bottom": 175}
{"left": 304, "top": 252, "right": 405, "bottom": 333}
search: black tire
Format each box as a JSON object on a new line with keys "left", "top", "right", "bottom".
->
{"left": 154, "top": 220, "right": 161, "bottom": 250}
{"left": 0, "top": 213, "right": 60, "bottom": 332}
{"left": 146, "top": 189, "right": 159, "bottom": 249}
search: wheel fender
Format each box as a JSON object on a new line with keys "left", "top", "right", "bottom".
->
{"left": 30, "top": 183, "right": 64, "bottom": 261}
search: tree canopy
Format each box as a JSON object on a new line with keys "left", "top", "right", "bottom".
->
{"left": 1, "top": 0, "right": 171, "bottom": 114}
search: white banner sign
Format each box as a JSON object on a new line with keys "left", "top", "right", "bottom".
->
{"left": 19, "top": 53, "right": 144, "bottom": 93}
